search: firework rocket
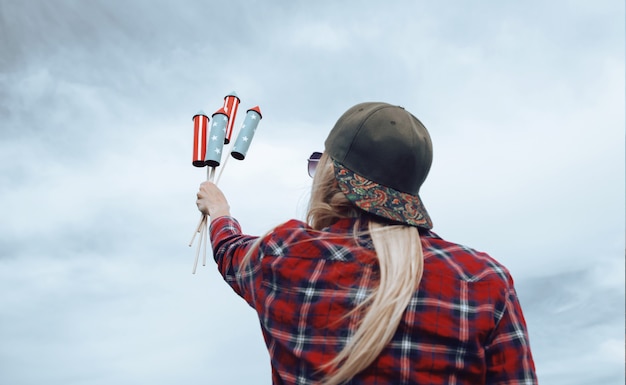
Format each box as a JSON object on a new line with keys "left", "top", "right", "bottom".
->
{"left": 192, "top": 111, "right": 209, "bottom": 167}
{"left": 231, "top": 106, "right": 262, "bottom": 160}
{"left": 222, "top": 91, "right": 240, "bottom": 144}
{"left": 205, "top": 108, "right": 228, "bottom": 167}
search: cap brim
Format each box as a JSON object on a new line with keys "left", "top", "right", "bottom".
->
{"left": 333, "top": 160, "right": 433, "bottom": 229}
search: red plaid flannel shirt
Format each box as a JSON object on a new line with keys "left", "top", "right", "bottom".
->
{"left": 210, "top": 216, "right": 537, "bottom": 385}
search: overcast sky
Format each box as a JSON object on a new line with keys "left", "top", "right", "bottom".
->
{"left": 0, "top": 1, "right": 624, "bottom": 384}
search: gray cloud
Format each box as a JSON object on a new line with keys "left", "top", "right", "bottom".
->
{"left": 0, "top": 0, "right": 623, "bottom": 384}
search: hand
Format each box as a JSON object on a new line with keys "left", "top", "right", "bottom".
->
{"left": 196, "top": 181, "right": 231, "bottom": 219}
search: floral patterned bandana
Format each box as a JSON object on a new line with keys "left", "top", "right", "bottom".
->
{"left": 333, "top": 159, "right": 433, "bottom": 229}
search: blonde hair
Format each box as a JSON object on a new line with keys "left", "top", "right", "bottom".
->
{"left": 308, "top": 153, "right": 425, "bottom": 385}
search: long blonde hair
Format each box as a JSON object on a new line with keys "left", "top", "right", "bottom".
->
{"left": 307, "top": 153, "right": 425, "bottom": 385}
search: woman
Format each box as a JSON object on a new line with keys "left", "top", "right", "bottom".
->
{"left": 196, "top": 102, "right": 537, "bottom": 384}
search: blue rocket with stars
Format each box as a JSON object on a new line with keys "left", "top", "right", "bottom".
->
{"left": 205, "top": 108, "right": 228, "bottom": 167}
{"left": 231, "top": 106, "right": 262, "bottom": 160}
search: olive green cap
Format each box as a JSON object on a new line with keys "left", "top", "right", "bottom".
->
{"left": 324, "top": 102, "right": 433, "bottom": 228}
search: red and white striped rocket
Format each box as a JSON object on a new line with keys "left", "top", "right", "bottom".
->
{"left": 222, "top": 91, "right": 240, "bottom": 144}
{"left": 192, "top": 111, "right": 209, "bottom": 167}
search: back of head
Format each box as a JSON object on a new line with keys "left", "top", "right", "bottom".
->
{"left": 322, "top": 102, "right": 434, "bottom": 229}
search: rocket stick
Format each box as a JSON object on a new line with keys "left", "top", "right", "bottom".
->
{"left": 192, "top": 216, "right": 205, "bottom": 274}
{"left": 215, "top": 144, "right": 232, "bottom": 185}
{"left": 188, "top": 214, "right": 205, "bottom": 247}
{"left": 202, "top": 218, "right": 208, "bottom": 267}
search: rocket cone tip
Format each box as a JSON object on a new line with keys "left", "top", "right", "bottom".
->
{"left": 212, "top": 107, "right": 228, "bottom": 116}
{"left": 192, "top": 110, "right": 207, "bottom": 119}
{"left": 246, "top": 106, "right": 262, "bottom": 118}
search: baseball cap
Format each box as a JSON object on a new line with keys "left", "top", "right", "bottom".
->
{"left": 324, "top": 102, "right": 433, "bottom": 228}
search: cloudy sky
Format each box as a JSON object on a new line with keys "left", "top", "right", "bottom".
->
{"left": 0, "top": 1, "right": 624, "bottom": 384}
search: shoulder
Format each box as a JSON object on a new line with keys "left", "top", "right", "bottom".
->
{"left": 422, "top": 231, "right": 513, "bottom": 286}
{"left": 260, "top": 219, "right": 373, "bottom": 262}
{"left": 264, "top": 219, "right": 314, "bottom": 244}
{"left": 260, "top": 219, "right": 317, "bottom": 257}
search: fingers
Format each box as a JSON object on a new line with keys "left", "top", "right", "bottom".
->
{"left": 198, "top": 181, "right": 218, "bottom": 195}
{"left": 196, "top": 181, "right": 213, "bottom": 198}
{"left": 195, "top": 181, "right": 229, "bottom": 217}
{"left": 196, "top": 194, "right": 208, "bottom": 215}
{"left": 196, "top": 182, "right": 212, "bottom": 215}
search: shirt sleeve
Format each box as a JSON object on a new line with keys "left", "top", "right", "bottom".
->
{"left": 485, "top": 279, "right": 538, "bottom": 385}
{"left": 209, "top": 216, "right": 262, "bottom": 307}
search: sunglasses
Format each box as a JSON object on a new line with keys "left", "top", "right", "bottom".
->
{"left": 307, "top": 152, "right": 322, "bottom": 178}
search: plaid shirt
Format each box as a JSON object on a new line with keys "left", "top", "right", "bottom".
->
{"left": 210, "top": 216, "right": 537, "bottom": 385}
